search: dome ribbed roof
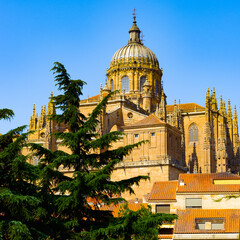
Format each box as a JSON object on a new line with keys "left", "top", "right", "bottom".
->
{"left": 111, "top": 43, "right": 159, "bottom": 66}
{"left": 110, "top": 18, "right": 159, "bottom": 67}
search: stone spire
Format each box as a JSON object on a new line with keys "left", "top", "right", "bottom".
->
{"left": 219, "top": 95, "right": 224, "bottom": 115}
{"left": 227, "top": 99, "right": 232, "bottom": 121}
{"left": 223, "top": 101, "right": 227, "bottom": 117}
{"left": 205, "top": 88, "right": 210, "bottom": 108}
{"left": 172, "top": 99, "right": 178, "bottom": 127}
{"left": 128, "top": 10, "right": 141, "bottom": 44}
{"left": 233, "top": 105, "right": 239, "bottom": 159}
{"left": 234, "top": 105, "right": 238, "bottom": 122}
{"left": 32, "top": 104, "right": 36, "bottom": 117}
{"left": 102, "top": 79, "right": 111, "bottom": 94}
{"left": 47, "top": 92, "right": 55, "bottom": 116}
{"left": 156, "top": 90, "right": 166, "bottom": 121}
{"left": 178, "top": 99, "right": 181, "bottom": 112}
{"left": 29, "top": 104, "right": 36, "bottom": 130}
{"left": 205, "top": 88, "right": 211, "bottom": 121}
{"left": 37, "top": 113, "right": 40, "bottom": 130}
{"left": 40, "top": 106, "right": 44, "bottom": 128}
{"left": 45, "top": 92, "right": 56, "bottom": 150}
{"left": 211, "top": 87, "right": 218, "bottom": 111}
{"left": 227, "top": 99, "right": 233, "bottom": 146}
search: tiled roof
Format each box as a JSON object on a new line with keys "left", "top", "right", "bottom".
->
{"left": 127, "top": 114, "right": 165, "bottom": 128}
{"left": 100, "top": 203, "right": 148, "bottom": 217}
{"left": 148, "top": 181, "right": 178, "bottom": 201}
{"left": 174, "top": 209, "right": 240, "bottom": 234}
{"left": 166, "top": 103, "right": 204, "bottom": 113}
{"left": 81, "top": 92, "right": 109, "bottom": 103}
{"left": 86, "top": 194, "right": 121, "bottom": 205}
{"left": 158, "top": 234, "right": 173, "bottom": 239}
{"left": 87, "top": 94, "right": 100, "bottom": 100}
{"left": 127, "top": 198, "right": 143, "bottom": 204}
{"left": 177, "top": 173, "right": 240, "bottom": 193}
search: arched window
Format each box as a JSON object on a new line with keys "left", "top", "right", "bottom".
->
{"left": 140, "top": 76, "right": 146, "bottom": 92}
{"left": 32, "top": 156, "right": 39, "bottom": 166}
{"left": 110, "top": 79, "right": 114, "bottom": 91}
{"left": 122, "top": 76, "right": 129, "bottom": 93}
{"left": 189, "top": 124, "right": 198, "bottom": 142}
{"left": 156, "top": 80, "right": 159, "bottom": 95}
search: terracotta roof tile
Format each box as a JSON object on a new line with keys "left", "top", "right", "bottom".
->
{"left": 174, "top": 209, "right": 240, "bottom": 234}
{"left": 148, "top": 181, "right": 178, "bottom": 201}
{"left": 177, "top": 173, "right": 240, "bottom": 193}
{"left": 158, "top": 234, "right": 173, "bottom": 239}
{"left": 128, "top": 114, "right": 165, "bottom": 127}
{"left": 127, "top": 198, "right": 143, "bottom": 204}
{"left": 100, "top": 203, "right": 148, "bottom": 217}
{"left": 81, "top": 92, "right": 109, "bottom": 102}
{"left": 166, "top": 103, "right": 204, "bottom": 113}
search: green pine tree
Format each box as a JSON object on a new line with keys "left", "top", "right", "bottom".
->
{"left": 30, "top": 62, "right": 149, "bottom": 238}
{"left": 83, "top": 203, "right": 177, "bottom": 240}
{"left": 0, "top": 110, "right": 47, "bottom": 239}
{"left": 30, "top": 62, "right": 177, "bottom": 239}
{"left": 0, "top": 109, "right": 67, "bottom": 240}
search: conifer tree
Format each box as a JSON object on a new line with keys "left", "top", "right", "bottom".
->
{"left": 30, "top": 62, "right": 177, "bottom": 239}
{"left": 0, "top": 110, "right": 51, "bottom": 239}
{"left": 0, "top": 108, "right": 14, "bottom": 121}
{"left": 83, "top": 204, "right": 177, "bottom": 240}
{"left": 29, "top": 62, "right": 150, "bottom": 238}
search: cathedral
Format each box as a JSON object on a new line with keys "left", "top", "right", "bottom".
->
{"left": 26, "top": 17, "right": 240, "bottom": 199}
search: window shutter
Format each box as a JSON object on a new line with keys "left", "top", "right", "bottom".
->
{"left": 212, "top": 222, "right": 224, "bottom": 230}
{"left": 186, "top": 198, "right": 202, "bottom": 208}
{"left": 156, "top": 205, "right": 170, "bottom": 214}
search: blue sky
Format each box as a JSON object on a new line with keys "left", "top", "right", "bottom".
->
{"left": 1, "top": 0, "right": 240, "bottom": 133}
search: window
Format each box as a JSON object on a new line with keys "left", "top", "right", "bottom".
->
{"left": 186, "top": 198, "right": 202, "bottom": 208}
{"left": 32, "top": 156, "right": 39, "bottom": 166}
{"left": 122, "top": 76, "right": 129, "bottom": 93}
{"left": 195, "top": 218, "right": 224, "bottom": 230}
{"left": 111, "top": 79, "right": 114, "bottom": 91}
{"left": 135, "top": 134, "right": 139, "bottom": 138}
{"left": 196, "top": 222, "right": 205, "bottom": 230}
{"left": 189, "top": 124, "right": 198, "bottom": 142}
{"left": 150, "top": 132, "right": 156, "bottom": 147}
{"left": 158, "top": 228, "right": 173, "bottom": 235}
{"left": 212, "top": 221, "right": 224, "bottom": 230}
{"left": 127, "top": 112, "right": 133, "bottom": 118}
{"left": 140, "top": 76, "right": 146, "bottom": 92}
{"left": 156, "top": 80, "right": 159, "bottom": 94}
{"left": 156, "top": 204, "right": 170, "bottom": 214}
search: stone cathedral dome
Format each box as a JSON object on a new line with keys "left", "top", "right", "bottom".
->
{"left": 106, "top": 16, "right": 163, "bottom": 109}
{"left": 110, "top": 18, "right": 159, "bottom": 68}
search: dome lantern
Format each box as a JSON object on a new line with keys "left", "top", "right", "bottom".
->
{"left": 128, "top": 15, "right": 141, "bottom": 44}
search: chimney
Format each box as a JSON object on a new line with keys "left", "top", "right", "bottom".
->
{"left": 179, "top": 179, "right": 185, "bottom": 186}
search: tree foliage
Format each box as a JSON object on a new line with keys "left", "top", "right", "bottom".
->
{"left": 0, "top": 114, "right": 49, "bottom": 239}
{"left": 1, "top": 62, "right": 178, "bottom": 239}
{"left": 82, "top": 203, "right": 177, "bottom": 240}
{"left": 29, "top": 62, "right": 151, "bottom": 238}
{"left": 0, "top": 109, "right": 14, "bottom": 121}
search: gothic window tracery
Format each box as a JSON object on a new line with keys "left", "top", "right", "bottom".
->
{"left": 189, "top": 124, "right": 198, "bottom": 142}
{"left": 140, "top": 76, "right": 146, "bottom": 92}
{"left": 122, "top": 76, "right": 129, "bottom": 93}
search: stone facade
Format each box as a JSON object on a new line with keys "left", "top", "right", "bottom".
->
{"left": 25, "top": 17, "right": 240, "bottom": 200}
